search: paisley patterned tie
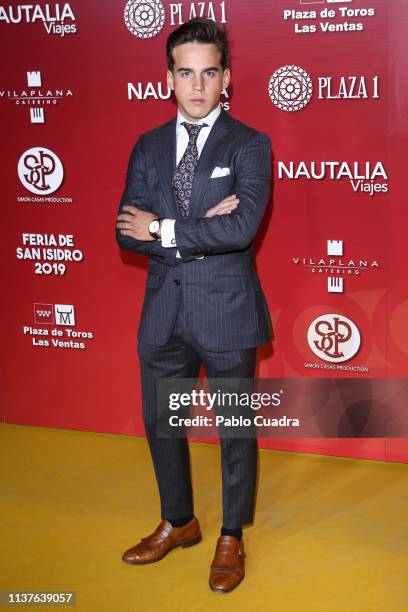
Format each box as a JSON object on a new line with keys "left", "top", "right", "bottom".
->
{"left": 173, "top": 122, "right": 208, "bottom": 218}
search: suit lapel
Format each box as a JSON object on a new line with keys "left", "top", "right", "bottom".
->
{"left": 155, "top": 118, "right": 179, "bottom": 217}
{"left": 154, "top": 110, "right": 235, "bottom": 219}
{"left": 190, "top": 110, "right": 233, "bottom": 218}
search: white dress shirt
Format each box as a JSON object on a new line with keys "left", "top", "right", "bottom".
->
{"left": 161, "top": 104, "right": 222, "bottom": 252}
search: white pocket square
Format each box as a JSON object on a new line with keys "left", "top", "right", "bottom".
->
{"left": 210, "top": 166, "right": 230, "bottom": 179}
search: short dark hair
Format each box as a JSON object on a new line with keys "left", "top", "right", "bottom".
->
{"left": 166, "top": 17, "right": 229, "bottom": 72}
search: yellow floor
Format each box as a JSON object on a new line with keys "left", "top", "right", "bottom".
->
{"left": 0, "top": 424, "right": 407, "bottom": 611}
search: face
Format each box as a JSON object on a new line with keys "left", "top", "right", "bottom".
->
{"left": 167, "top": 42, "right": 230, "bottom": 122}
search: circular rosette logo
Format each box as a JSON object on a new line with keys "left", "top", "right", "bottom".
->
{"left": 307, "top": 314, "right": 361, "bottom": 363}
{"left": 124, "top": 0, "right": 165, "bottom": 38}
{"left": 18, "top": 147, "right": 64, "bottom": 195}
{"left": 268, "top": 65, "right": 313, "bottom": 112}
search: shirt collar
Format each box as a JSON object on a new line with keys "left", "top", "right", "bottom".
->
{"left": 176, "top": 104, "right": 221, "bottom": 130}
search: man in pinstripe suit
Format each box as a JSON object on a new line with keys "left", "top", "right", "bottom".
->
{"left": 116, "top": 17, "right": 272, "bottom": 593}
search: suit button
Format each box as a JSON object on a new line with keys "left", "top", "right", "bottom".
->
{"left": 174, "top": 279, "right": 180, "bottom": 285}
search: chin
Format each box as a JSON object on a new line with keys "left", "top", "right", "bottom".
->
{"left": 189, "top": 107, "right": 210, "bottom": 119}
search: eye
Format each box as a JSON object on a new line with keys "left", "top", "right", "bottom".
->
{"left": 205, "top": 70, "right": 216, "bottom": 78}
{"left": 180, "top": 70, "right": 191, "bottom": 78}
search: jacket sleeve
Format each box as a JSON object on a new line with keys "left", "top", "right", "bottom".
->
{"left": 116, "top": 135, "right": 177, "bottom": 267}
{"left": 174, "top": 132, "right": 271, "bottom": 260}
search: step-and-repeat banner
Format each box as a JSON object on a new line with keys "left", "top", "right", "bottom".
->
{"left": 1, "top": 0, "right": 407, "bottom": 462}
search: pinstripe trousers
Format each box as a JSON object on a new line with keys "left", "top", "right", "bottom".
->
{"left": 138, "top": 294, "right": 258, "bottom": 529}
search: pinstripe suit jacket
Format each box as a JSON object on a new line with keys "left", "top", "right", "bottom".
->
{"left": 117, "top": 108, "right": 272, "bottom": 351}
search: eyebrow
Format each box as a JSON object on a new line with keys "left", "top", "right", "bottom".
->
{"left": 176, "top": 66, "right": 220, "bottom": 73}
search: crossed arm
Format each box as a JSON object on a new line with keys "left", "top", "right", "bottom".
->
{"left": 116, "top": 132, "right": 271, "bottom": 261}
{"left": 117, "top": 195, "right": 239, "bottom": 240}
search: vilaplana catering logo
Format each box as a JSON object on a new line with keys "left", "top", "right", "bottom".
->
{"left": 0, "top": 3, "right": 77, "bottom": 36}
{"left": 1, "top": 71, "right": 73, "bottom": 124}
{"left": 307, "top": 313, "right": 361, "bottom": 363}
{"left": 23, "top": 303, "right": 94, "bottom": 349}
{"left": 124, "top": 0, "right": 227, "bottom": 38}
{"left": 277, "top": 159, "right": 389, "bottom": 196}
{"left": 268, "top": 65, "right": 379, "bottom": 112}
{"left": 292, "top": 240, "right": 380, "bottom": 294}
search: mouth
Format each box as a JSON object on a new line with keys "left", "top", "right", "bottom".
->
{"left": 190, "top": 98, "right": 205, "bottom": 104}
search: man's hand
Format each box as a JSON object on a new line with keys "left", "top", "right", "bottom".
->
{"left": 204, "top": 195, "right": 239, "bottom": 218}
{"left": 117, "top": 206, "right": 157, "bottom": 241}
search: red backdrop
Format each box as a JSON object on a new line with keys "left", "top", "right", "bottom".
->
{"left": 1, "top": 0, "right": 407, "bottom": 462}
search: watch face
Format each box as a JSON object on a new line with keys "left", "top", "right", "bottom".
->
{"left": 149, "top": 220, "right": 159, "bottom": 233}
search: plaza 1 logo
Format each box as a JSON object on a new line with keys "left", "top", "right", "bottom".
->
{"left": 268, "top": 65, "right": 379, "bottom": 112}
{"left": 1, "top": 71, "right": 73, "bottom": 124}
{"left": 0, "top": 3, "right": 77, "bottom": 36}
{"left": 292, "top": 240, "right": 380, "bottom": 294}
{"left": 277, "top": 159, "right": 389, "bottom": 196}
{"left": 283, "top": 1, "right": 377, "bottom": 36}
{"left": 22, "top": 303, "right": 94, "bottom": 349}
{"left": 124, "top": 0, "right": 227, "bottom": 39}
{"left": 307, "top": 313, "right": 361, "bottom": 363}
{"left": 18, "top": 147, "right": 64, "bottom": 195}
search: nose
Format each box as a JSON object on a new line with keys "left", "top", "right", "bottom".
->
{"left": 192, "top": 74, "right": 203, "bottom": 92}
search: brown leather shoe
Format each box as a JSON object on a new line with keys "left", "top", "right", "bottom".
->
{"left": 122, "top": 517, "right": 201, "bottom": 565}
{"left": 209, "top": 536, "right": 246, "bottom": 593}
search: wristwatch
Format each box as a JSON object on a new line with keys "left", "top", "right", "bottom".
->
{"left": 148, "top": 218, "right": 162, "bottom": 240}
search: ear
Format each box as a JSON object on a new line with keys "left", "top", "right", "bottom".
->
{"left": 222, "top": 68, "right": 230, "bottom": 90}
{"left": 167, "top": 70, "right": 174, "bottom": 91}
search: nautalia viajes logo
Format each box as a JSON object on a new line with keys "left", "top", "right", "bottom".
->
{"left": 0, "top": 3, "right": 77, "bottom": 36}
{"left": 268, "top": 64, "right": 379, "bottom": 112}
{"left": 277, "top": 159, "right": 389, "bottom": 196}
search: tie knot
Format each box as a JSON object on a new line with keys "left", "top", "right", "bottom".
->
{"left": 182, "top": 121, "right": 208, "bottom": 141}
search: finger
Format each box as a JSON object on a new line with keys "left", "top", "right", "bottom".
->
{"left": 216, "top": 202, "right": 239, "bottom": 213}
{"left": 216, "top": 208, "right": 237, "bottom": 216}
{"left": 219, "top": 195, "right": 237, "bottom": 204}
{"left": 212, "top": 199, "right": 239, "bottom": 212}
{"left": 206, "top": 203, "right": 236, "bottom": 217}
{"left": 208, "top": 206, "right": 236, "bottom": 218}
{"left": 206, "top": 198, "right": 239, "bottom": 216}
{"left": 222, "top": 201, "right": 238, "bottom": 210}
{"left": 117, "top": 214, "right": 135, "bottom": 222}
{"left": 220, "top": 197, "right": 239, "bottom": 206}
{"left": 121, "top": 205, "right": 137, "bottom": 215}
